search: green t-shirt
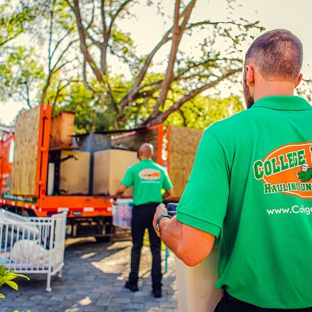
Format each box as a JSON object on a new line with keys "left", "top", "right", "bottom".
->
{"left": 121, "top": 159, "right": 173, "bottom": 206}
{"left": 176, "top": 95, "right": 312, "bottom": 309}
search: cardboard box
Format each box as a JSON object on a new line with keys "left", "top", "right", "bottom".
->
{"left": 93, "top": 149, "right": 138, "bottom": 196}
{"left": 59, "top": 150, "right": 90, "bottom": 195}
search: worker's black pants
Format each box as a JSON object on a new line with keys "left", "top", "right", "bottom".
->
{"left": 128, "top": 203, "right": 162, "bottom": 291}
{"left": 214, "top": 290, "right": 312, "bottom": 312}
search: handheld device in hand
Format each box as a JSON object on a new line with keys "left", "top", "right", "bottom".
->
{"left": 167, "top": 202, "right": 178, "bottom": 216}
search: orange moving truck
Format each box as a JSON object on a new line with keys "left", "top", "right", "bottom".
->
{"left": 0, "top": 104, "right": 202, "bottom": 241}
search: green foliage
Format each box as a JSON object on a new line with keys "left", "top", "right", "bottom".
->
{"left": 48, "top": 72, "right": 244, "bottom": 132}
{"left": 0, "top": 0, "right": 265, "bottom": 130}
{"left": 111, "top": 29, "right": 137, "bottom": 64}
{"left": 0, "top": 265, "right": 29, "bottom": 299}
{"left": 50, "top": 78, "right": 133, "bottom": 132}
{"left": 0, "top": 2, "right": 36, "bottom": 46}
{"left": 166, "top": 94, "right": 244, "bottom": 130}
{"left": 51, "top": 82, "right": 94, "bottom": 133}
{"left": 0, "top": 0, "right": 51, "bottom": 46}
{"left": 0, "top": 46, "right": 45, "bottom": 106}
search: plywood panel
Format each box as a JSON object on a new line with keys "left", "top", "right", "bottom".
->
{"left": 50, "top": 111, "right": 75, "bottom": 148}
{"left": 111, "top": 129, "right": 159, "bottom": 162}
{"left": 169, "top": 126, "right": 203, "bottom": 197}
{"left": 93, "top": 149, "right": 138, "bottom": 196}
{"left": 11, "top": 106, "right": 41, "bottom": 195}
{"left": 59, "top": 150, "right": 90, "bottom": 195}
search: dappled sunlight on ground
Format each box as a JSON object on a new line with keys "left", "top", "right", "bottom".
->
{"left": 1, "top": 237, "right": 178, "bottom": 311}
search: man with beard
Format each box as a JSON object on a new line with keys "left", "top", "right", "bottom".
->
{"left": 153, "top": 29, "right": 312, "bottom": 311}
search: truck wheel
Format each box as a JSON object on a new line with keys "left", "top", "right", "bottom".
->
{"left": 95, "top": 236, "right": 111, "bottom": 243}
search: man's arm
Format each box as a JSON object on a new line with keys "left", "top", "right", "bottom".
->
{"left": 153, "top": 204, "right": 215, "bottom": 267}
{"left": 113, "top": 185, "right": 127, "bottom": 204}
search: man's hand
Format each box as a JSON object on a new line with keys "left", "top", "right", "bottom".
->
{"left": 153, "top": 203, "right": 169, "bottom": 237}
{"left": 113, "top": 185, "right": 127, "bottom": 205}
{"left": 112, "top": 197, "right": 118, "bottom": 206}
{"left": 153, "top": 203, "right": 216, "bottom": 266}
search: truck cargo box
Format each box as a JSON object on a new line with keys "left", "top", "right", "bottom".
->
{"left": 59, "top": 150, "right": 90, "bottom": 195}
{"left": 93, "top": 149, "right": 137, "bottom": 196}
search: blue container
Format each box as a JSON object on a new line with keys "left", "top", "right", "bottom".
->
{"left": 167, "top": 202, "right": 178, "bottom": 216}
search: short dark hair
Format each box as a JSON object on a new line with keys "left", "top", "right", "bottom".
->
{"left": 245, "top": 29, "right": 303, "bottom": 83}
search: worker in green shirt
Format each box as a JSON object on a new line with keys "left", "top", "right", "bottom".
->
{"left": 114, "top": 143, "right": 173, "bottom": 298}
{"left": 153, "top": 29, "right": 312, "bottom": 310}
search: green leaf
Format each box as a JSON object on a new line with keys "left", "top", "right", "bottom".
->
{"left": 0, "top": 265, "right": 5, "bottom": 276}
{"left": 11, "top": 273, "right": 30, "bottom": 280}
{"left": 5, "top": 280, "right": 18, "bottom": 291}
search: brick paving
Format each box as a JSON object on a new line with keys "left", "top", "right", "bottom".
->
{"left": 0, "top": 238, "right": 178, "bottom": 312}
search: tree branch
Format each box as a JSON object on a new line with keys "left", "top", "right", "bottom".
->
{"left": 143, "top": 68, "right": 241, "bottom": 126}
{"left": 68, "top": 0, "right": 104, "bottom": 82}
{"left": 50, "top": 40, "right": 79, "bottom": 73}
{"left": 82, "top": 57, "right": 96, "bottom": 92}
{"left": 51, "top": 79, "right": 77, "bottom": 115}
{"left": 157, "top": 0, "right": 196, "bottom": 111}
{"left": 119, "top": 0, "right": 198, "bottom": 112}
{"left": 109, "top": 0, "right": 133, "bottom": 37}
{"left": 54, "top": 57, "right": 77, "bottom": 73}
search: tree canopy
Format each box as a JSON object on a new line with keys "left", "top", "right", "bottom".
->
{"left": 1, "top": 0, "right": 266, "bottom": 130}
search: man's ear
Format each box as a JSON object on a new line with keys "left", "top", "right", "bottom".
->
{"left": 294, "top": 73, "right": 303, "bottom": 88}
{"left": 245, "top": 65, "right": 255, "bottom": 87}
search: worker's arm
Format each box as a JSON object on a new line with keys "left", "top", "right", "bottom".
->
{"left": 162, "top": 188, "right": 173, "bottom": 200}
{"left": 153, "top": 204, "right": 215, "bottom": 267}
{"left": 113, "top": 185, "right": 127, "bottom": 204}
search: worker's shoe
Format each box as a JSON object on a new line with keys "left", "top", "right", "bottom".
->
{"left": 125, "top": 281, "right": 139, "bottom": 292}
{"left": 152, "top": 289, "right": 162, "bottom": 298}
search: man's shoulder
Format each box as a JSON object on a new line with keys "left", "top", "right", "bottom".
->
{"left": 130, "top": 160, "right": 159, "bottom": 169}
{"left": 129, "top": 162, "right": 141, "bottom": 170}
{"left": 139, "top": 161, "right": 167, "bottom": 173}
{"left": 206, "top": 109, "right": 249, "bottom": 133}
